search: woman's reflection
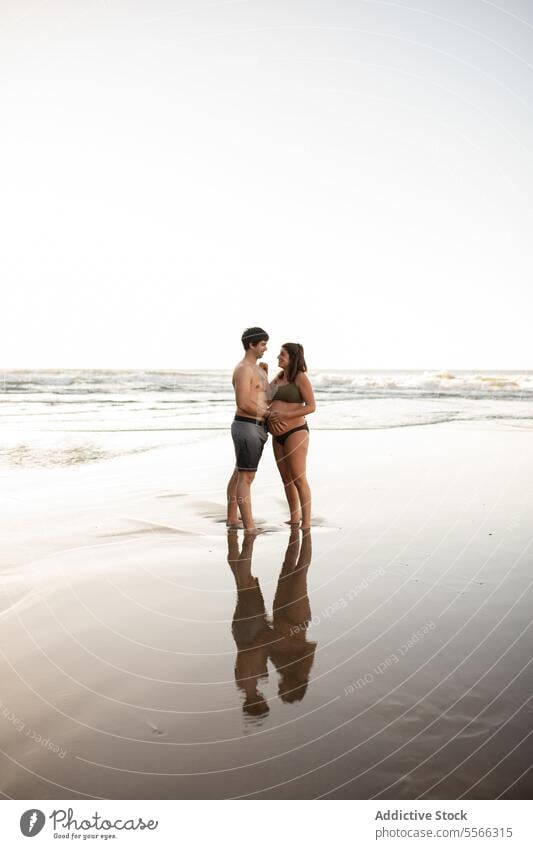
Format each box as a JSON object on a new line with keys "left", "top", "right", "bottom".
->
{"left": 227, "top": 529, "right": 317, "bottom": 718}
{"left": 270, "top": 529, "right": 317, "bottom": 704}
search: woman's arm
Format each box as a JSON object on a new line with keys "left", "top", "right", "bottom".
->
{"left": 266, "top": 371, "right": 284, "bottom": 403}
{"left": 268, "top": 370, "right": 284, "bottom": 388}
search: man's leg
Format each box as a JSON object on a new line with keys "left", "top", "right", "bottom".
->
{"left": 226, "top": 467, "right": 240, "bottom": 526}
{"left": 236, "top": 470, "right": 256, "bottom": 531}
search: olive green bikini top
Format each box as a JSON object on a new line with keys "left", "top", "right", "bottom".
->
{"left": 272, "top": 380, "right": 303, "bottom": 403}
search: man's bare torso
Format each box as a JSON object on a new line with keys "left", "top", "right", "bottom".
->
{"left": 233, "top": 361, "right": 269, "bottom": 420}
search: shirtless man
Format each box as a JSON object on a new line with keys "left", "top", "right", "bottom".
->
{"left": 226, "top": 327, "right": 284, "bottom": 532}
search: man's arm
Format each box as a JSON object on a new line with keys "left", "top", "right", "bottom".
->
{"left": 234, "top": 366, "right": 269, "bottom": 419}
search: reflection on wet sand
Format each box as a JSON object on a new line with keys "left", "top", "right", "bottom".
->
{"left": 227, "top": 531, "right": 272, "bottom": 717}
{"left": 271, "top": 529, "right": 317, "bottom": 704}
{"left": 227, "top": 529, "right": 317, "bottom": 719}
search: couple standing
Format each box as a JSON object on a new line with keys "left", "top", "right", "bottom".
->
{"left": 226, "top": 326, "right": 316, "bottom": 532}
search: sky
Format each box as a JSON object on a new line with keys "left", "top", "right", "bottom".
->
{"left": 1, "top": 0, "right": 532, "bottom": 370}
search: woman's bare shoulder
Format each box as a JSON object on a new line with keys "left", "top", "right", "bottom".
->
{"left": 295, "top": 371, "right": 312, "bottom": 387}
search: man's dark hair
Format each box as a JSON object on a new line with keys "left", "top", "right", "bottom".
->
{"left": 241, "top": 326, "right": 269, "bottom": 350}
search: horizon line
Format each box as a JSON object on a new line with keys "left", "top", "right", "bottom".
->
{"left": 1, "top": 366, "right": 531, "bottom": 373}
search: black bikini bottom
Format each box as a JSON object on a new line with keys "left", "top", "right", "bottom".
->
{"left": 273, "top": 423, "right": 309, "bottom": 447}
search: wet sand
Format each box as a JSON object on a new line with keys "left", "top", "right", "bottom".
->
{"left": 1, "top": 423, "right": 532, "bottom": 799}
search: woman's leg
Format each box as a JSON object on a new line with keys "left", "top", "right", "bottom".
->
{"left": 283, "top": 430, "right": 311, "bottom": 528}
{"left": 273, "top": 438, "right": 301, "bottom": 524}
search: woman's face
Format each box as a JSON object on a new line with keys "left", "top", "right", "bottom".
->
{"left": 277, "top": 348, "right": 290, "bottom": 369}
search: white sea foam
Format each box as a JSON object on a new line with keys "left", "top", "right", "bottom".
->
{"left": 311, "top": 370, "right": 533, "bottom": 396}
{"left": 1, "top": 369, "right": 532, "bottom": 464}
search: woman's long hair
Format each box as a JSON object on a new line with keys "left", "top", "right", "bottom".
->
{"left": 282, "top": 342, "right": 307, "bottom": 383}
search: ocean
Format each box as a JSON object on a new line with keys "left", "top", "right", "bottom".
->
{"left": 1, "top": 368, "right": 532, "bottom": 468}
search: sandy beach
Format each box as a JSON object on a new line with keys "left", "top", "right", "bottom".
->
{"left": 1, "top": 422, "right": 532, "bottom": 799}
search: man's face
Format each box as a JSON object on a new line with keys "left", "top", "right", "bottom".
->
{"left": 251, "top": 340, "right": 268, "bottom": 359}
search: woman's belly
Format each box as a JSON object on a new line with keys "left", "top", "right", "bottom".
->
{"left": 268, "top": 401, "right": 306, "bottom": 435}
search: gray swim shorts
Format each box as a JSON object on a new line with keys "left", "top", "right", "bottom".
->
{"left": 231, "top": 415, "right": 269, "bottom": 471}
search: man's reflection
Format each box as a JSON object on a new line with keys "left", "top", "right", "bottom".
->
{"left": 227, "top": 531, "right": 272, "bottom": 717}
{"left": 227, "top": 529, "right": 317, "bottom": 718}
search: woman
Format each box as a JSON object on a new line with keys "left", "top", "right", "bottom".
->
{"left": 268, "top": 343, "right": 316, "bottom": 529}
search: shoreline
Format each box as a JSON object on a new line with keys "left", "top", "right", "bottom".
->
{"left": 1, "top": 422, "right": 532, "bottom": 799}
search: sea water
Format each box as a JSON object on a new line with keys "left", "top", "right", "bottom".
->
{"left": 1, "top": 369, "right": 532, "bottom": 468}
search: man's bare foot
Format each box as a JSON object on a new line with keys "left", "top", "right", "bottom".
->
{"left": 226, "top": 520, "right": 243, "bottom": 529}
{"left": 284, "top": 519, "right": 302, "bottom": 526}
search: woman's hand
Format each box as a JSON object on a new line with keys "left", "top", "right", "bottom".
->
{"left": 268, "top": 410, "right": 287, "bottom": 434}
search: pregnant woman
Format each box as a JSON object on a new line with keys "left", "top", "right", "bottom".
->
{"left": 268, "top": 343, "right": 316, "bottom": 529}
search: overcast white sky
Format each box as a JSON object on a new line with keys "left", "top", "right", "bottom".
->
{"left": 1, "top": 0, "right": 532, "bottom": 370}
